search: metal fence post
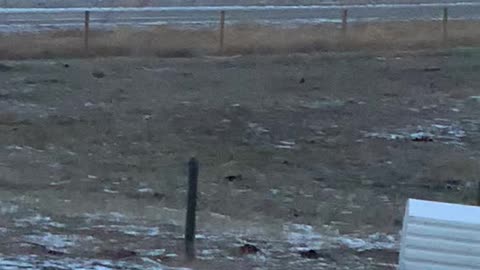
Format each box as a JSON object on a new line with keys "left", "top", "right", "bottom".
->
{"left": 219, "top": 11, "right": 225, "bottom": 54}
{"left": 477, "top": 181, "right": 480, "bottom": 206}
{"left": 342, "top": 9, "right": 348, "bottom": 37}
{"left": 442, "top": 7, "right": 448, "bottom": 44}
{"left": 84, "top": 10, "right": 90, "bottom": 54}
{"left": 185, "top": 157, "right": 199, "bottom": 261}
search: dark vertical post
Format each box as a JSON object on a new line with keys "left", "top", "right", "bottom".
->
{"left": 219, "top": 11, "right": 225, "bottom": 54}
{"left": 84, "top": 11, "right": 90, "bottom": 54}
{"left": 443, "top": 7, "right": 448, "bottom": 44}
{"left": 477, "top": 181, "right": 480, "bottom": 206}
{"left": 342, "top": 9, "right": 348, "bottom": 37}
{"left": 185, "top": 157, "right": 199, "bottom": 261}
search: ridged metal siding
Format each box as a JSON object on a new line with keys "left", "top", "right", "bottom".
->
{"left": 399, "top": 199, "right": 480, "bottom": 270}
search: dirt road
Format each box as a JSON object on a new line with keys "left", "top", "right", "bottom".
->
{"left": 1, "top": 0, "right": 477, "bottom": 8}
{"left": 0, "top": 49, "right": 479, "bottom": 269}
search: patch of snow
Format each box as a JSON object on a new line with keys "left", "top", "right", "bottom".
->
{"left": 364, "top": 132, "right": 405, "bottom": 140}
{"left": 0, "top": 202, "right": 18, "bottom": 214}
{"left": 138, "top": 188, "right": 154, "bottom": 193}
{"left": 103, "top": 188, "right": 119, "bottom": 194}
{"left": 93, "top": 224, "right": 159, "bottom": 237}
{"left": 200, "top": 249, "right": 221, "bottom": 256}
{"left": 247, "top": 254, "right": 267, "bottom": 262}
{"left": 278, "top": 140, "right": 295, "bottom": 146}
{"left": 409, "top": 132, "right": 433, "bottom": 140}
{"left": 23, "top": 233, "right": 94, "bottom": 252}
{"left": 137, "top": 249, "right": 166, "bottom": 257}
{"left": 284, "top": 223, "right": 326, "bottom": 250}
{"left": 284, "top": 223, "right": 398, "bottom": 252}
{"left": 0, "top": 255, "right": 180, "bottom": 270}
{"left": 209, "top": 212, "right": 231, "bottom": 220}
{"left": 84, "top": 212, "right": 127, "bottom": 223}
{"left": 363, "top": 121, "right": 467, "bottom": 145}
{"left": 49, "top": 180, "right": 70, "bottom": 186}
{"left": 221, "top": 119, "right": 231, "bottom": 124}
{"left": 6, "top": 145, "right": 24, "bottom": 150}
{"left": 248, "top": 123, "right": 269, "bottom": 134}
{"left": 48, "top": 162, "right": 62, "bottom": 169}
{"left": 270, "top": 189, "right": 279, "bottom": 195}
{"left": 195, "top": 234, "right": 207, "bottom": 239}
{"left": 274, "top": 140, "right": 297, "bottom": 149}
{"left": 432, "top": 124, "right": 448, "bottom": 129}
{"left": 337, "top": 233, "right": 397, "bottom": 251}
{"left": 15, "top": 214, "right": 65, "bottom": 228}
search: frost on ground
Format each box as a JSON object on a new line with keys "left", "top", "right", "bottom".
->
{"left": 91, "top": 224, "right": 160, "bottom": 237}
{"left": 15, "top": 215, "right": 65, "bottom": 229}
{"left": 363, "top": 120, "right": 467, "bottom": 145}
{"left": 284, "top": 223, "right": 398, "bottom": 252}
{"left": 23, "top": 233, "right": 96, "bottom": 253}
{"left": 0, "top": 256, "right": 183, "bottom": 270}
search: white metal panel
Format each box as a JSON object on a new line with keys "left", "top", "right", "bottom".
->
{"left": 408, "top": 199, "right": 480, "bottom": 224}
{"left": 399, "top": 199, "right": 480, "bottom": 270}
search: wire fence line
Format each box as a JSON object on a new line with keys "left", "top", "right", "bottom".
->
{"left": 0, "top": 4, "right": 477, "bottom": 59}
{"left": 0, "top": 3, "right": 478, "bottom": 32}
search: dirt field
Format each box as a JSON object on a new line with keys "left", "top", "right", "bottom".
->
{"left": 2, "top": 21, "right": 480, "bottom": 60}
{"left": 0, "top": 47, "right": 479, "bottom": 269}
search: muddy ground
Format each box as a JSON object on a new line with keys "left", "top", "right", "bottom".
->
{"left": 0, "top": 48, "right": 479, "bottom": 269}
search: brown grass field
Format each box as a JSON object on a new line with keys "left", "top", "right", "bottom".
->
{"left": 0, "top": 45, "right": 479, "bottom": 269}
{"left": 0, "top": 20, "right": 479, "bottom": 59}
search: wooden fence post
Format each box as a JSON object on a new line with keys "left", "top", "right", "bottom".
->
{"left": 443, "top": 7, "right": 448, "bottom": 44}
{"left": 84, "top": 10, "right": 90, "bottom": 54}
{"left": 342, "top": 9, "right": 348, "bottom": 37}
{"left": 219, "top": 10, "right": 225, "bottom": 54}
{"left": 185, "top": 157, "right": 199, "bottom": 261}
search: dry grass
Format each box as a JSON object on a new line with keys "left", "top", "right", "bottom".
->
{"left": 1, "top": 20, "right": 480, "bottom": 59}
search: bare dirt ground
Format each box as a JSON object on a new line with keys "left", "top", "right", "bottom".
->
{"left": 0, "top": 48, "right": 479, "bottom": 269}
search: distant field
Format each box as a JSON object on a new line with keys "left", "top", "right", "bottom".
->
{"left": 0, "top": 20, "right": 478, "bottom": 59}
